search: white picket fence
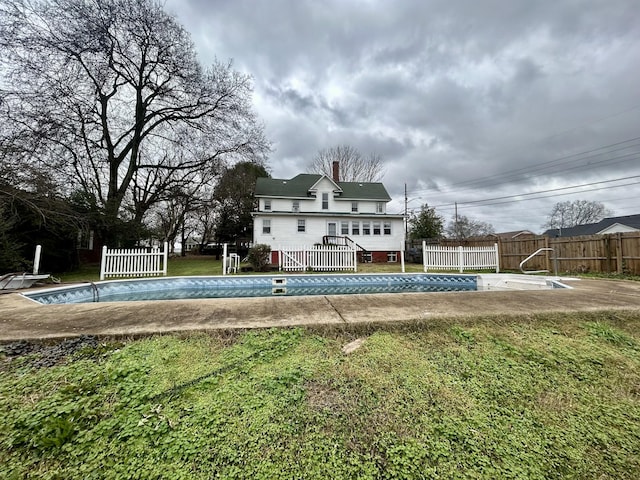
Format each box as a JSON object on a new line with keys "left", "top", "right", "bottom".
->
{"left": 100, "top": 242, "right": 168, "bottom": 280}
{"left": 423, "top": 242, "right": 499, "bottom": 273}
{"left": 279, "top": 245, "right": 357, "bottom": 272}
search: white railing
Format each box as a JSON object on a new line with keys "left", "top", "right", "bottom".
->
{"left": 423, "top": 242, "right": 499, "bottom": 273}
{"left": 100, "top": 242, "right": 168, "bottom": 280}
{"left": 279, "top": 245, "right": 357, "bottom": 272}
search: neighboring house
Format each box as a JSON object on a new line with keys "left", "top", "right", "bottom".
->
{"left": 490, "top": 230, "right": 536, "bottom": 240}
{"left": 252, "top": 163, "right": 405, "bottom": 263}
{"left": 543, "top": 214, "right": 640, "bottom": 237}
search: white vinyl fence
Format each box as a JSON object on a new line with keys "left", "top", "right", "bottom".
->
{"left": 100, "top": 242, "right": 168, "bottom": 280}
{"left": 279, "top": 245, "right": 357, "bottom": 272}
{"left": 423, "top": 242, "right": 499, "bottom": 273}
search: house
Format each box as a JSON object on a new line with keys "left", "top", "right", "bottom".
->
{"left": 543, "top": 214, "right": 640, "bottom": 237}
{"left": 491, "top": 230, "right": 536, "bottom": 240}
{"left": 252, "top": 162, "right": 405, "bottom": 263}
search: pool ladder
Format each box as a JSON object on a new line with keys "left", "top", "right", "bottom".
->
{"left": 520, "top": 248, "right": 558, "bottom": 275}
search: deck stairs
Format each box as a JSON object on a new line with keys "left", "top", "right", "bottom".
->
{"left": 322, "top": 236, "right": 371, "bottom": 262}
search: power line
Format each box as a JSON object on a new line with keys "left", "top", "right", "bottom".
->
{"left": 406, "top": 136, "right": 640, "bottom": 198}
{"left": 432, "top": 174, "right": 640, "bottom": 208}
{"left": 434, "top": 178, "right": 640, "bottom": 210}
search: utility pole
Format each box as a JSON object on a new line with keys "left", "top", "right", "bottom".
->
{"left": 454, "top": 202, "right": 459, "bottom": 240}
{"left": 404, "top": 183, "right": 408, "bottom": 236}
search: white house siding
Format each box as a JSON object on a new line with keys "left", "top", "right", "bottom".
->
{"left": 258, "top": 179, "right": 386, "bottom": 214}
{"left": 597, "top": 223, "right": 639, "bottom": 234}
{"left": 253, "top": 214, "right": 404, "bottom": 252}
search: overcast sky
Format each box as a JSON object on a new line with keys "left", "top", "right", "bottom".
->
{"left": 166, "top": 0, "right": 640, "bottom": 233}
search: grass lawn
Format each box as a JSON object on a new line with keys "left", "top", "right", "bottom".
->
{"left": 55, "top": 255, "right": 427, "bottom": 283}
{"left": 1, "top": 312, "right": 639, "bottom": 479}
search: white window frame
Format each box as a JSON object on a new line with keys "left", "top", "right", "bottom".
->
{"left": 322, "top": 193, "right": 329, "bottom": 210}
{"left": 383, "top": 221, "right": 391, "bottom": 235}
{"left": 362, "top": 221, "right": 371, "bottom": 235}
{"left": 341, "top": 221, "right": 349, "bottom": 235}
{"left": 387, "top": 252, "right": 397, "bottom": 262}
{"left": 351, "top": 221, "right": 360, "bottom": 235}
{"left": 351, "top": 202, "right": 358, "bottom": 212}
{"left": 264, "top": 200, "right": 271, "bottom": 211}
{"left": 262, "top": 219, "right": 271, "bottom": 234}
{"left": 376, "top": 202, "right": 384, "bottom": 214}
{"left": 297, "top": 219, "right": 306, "bottom": 233}
{"left": 373, "top": 221, "right": 381, "bottom": 235}
{"left": 292, "top": 200, "right": 300, "bottom": 213}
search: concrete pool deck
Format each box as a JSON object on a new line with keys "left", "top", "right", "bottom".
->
{"left": 1, "top": 277, "right": 640, "bottom": 342}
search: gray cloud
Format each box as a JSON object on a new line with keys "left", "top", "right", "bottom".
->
{"left": 166, "top": 0, "right": 640, "bottom": 232}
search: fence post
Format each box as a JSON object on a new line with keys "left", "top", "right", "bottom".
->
{"left": 422, "top": 240, "right": 427, "bottom": 272}
{"left": 353, "top": 246, "right": 358, "bottom": 272}
{"left": 400, "top": 241, "right": 405, "bottom": 273}
{"left": 494, "top": 243, "right": 499, "bottom": 273}
{"left": 222, "top": 243, "right": 228, "bottom": 275}
{"left": 33, "top": 245, "right": 42, "bottom": 275}
{"left": 163, "top": 242, "right": 168, "bottom": 276}
{"left": 100, "top": 245, "right": 108, "bottom": 280}
{"left": 458, "top": 246, "right": 464, "bottom": 273}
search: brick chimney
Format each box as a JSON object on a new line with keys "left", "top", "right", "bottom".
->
{"left": 332, "top": 161, "right": 339, "bottom": 182}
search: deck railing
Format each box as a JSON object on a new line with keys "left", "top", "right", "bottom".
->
{"left": 279, "top": 245, "right": 357, "bottom": 272}
{"left": 423, "top": 242, "right": 499, "bottom": 273}
{"left": 100, "top": 242, "right": 168, "bottom": 280}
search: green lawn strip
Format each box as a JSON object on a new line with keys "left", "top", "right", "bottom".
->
{"left": 1, "top": 313, "right": 639, "bottom": 479}
{"left": 53, "top": 256, "right": 427, "bottom": 283}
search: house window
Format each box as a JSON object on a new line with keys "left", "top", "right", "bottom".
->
{"left": 297, "top": 219, "right": 306, "bottom": 233}
{"left": 341, "top": 221, "right": 349, "bottom": 235}
{"left": 387, "top": 252, "right": 397, "bottom": 262}
{"left": 264, "top": 200, "right": 271, "bottom": 211}
{"left": 262, "top": 219, "right": 271, "bottom": 234}
{"left": 383, "top": 221, "right": 391, "bottom": 235}
{"left": 292, "top": 200, "right": 299, "bottom": 213}
{"left": 376, "top": 202, "right": 384, "bottom": 214}
{"left": 322, "top": 193, "right": 329, "bottom": 210}
{"left": 362, "top": 221, "right": 371, "bottom": 235}
{"left": 351, "top": 202, "right": 358, "bottom": 212}
{"left": 351, "top": 221, "right": 360, "bottom": 235}
{"left": 373, "top": 221, "right": 381, "bottom": 235}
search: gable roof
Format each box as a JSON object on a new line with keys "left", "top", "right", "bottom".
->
{"left": 491, "top": 230, "right": 536, "bottom": 239}
{"left": 254, "top": 174, "right": 391, "bottom": 201}
{"left": 543, "top": 214, "right": 640, "bottom": 237}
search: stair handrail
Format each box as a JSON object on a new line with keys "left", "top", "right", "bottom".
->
{"left": 520, "top": 248, "right": 557, "bottom": 275}
{"left": 323, "top": 235, "right": 368, "bottom": 253}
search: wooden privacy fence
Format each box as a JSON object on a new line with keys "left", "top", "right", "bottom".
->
{"left": 416, "top": 232, "right": 640, "bottom": 275}
{"left": 279, "top": 245, "right": 357, "bottom": 272}
{"left": 422, "top": 242, "right": 499, "bottom": 273}
{"left": 100, "top": 242, "right": 168, "bottom": 280}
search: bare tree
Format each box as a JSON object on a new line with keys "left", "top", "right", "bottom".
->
{"left": 544, "top": 200, "right": 613, "bottom": 229}
{"left": 445, "top": 215, "right": 494, "bottom": 240}
{"left": 0, "top": 0, "right": 269, "bottom": 242}
{"left": 307, "top": 145, "right": 384, "bottom": 182}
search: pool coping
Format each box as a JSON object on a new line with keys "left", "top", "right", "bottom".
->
{"left": 1, "top": 276, "right": 640, "bottom": 342}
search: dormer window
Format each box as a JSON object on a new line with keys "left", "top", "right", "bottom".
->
{"left": 292, "top": 200, "right": 299, "bottom": 213}
{"left": 322, "top": 193, "right": 329, "bottom": 210}
{"left": 376, "top": 202, "right": 384, "bottom": 214}
{"left": 264, "top": 200, "right": 271, "bottom": 211}
{"left": 351, "top": 202, "right": 358, "bottom": 212}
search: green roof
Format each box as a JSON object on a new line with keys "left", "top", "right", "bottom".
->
{"left": 255, "top": 174, "right": 391, "bottom": 201}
